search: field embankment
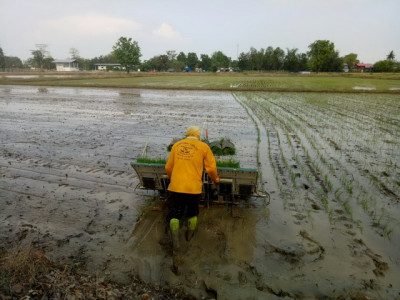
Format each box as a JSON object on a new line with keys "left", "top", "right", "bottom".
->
{"left": 1, "top": 72, "right": 400, "bottom": 93}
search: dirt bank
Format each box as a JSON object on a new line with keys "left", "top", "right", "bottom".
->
{"left": 1, "top": 86, "right": 399, "bottom": 299}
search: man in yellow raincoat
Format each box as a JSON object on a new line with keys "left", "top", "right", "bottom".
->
{"left": 165, "top": 126, "right": 220, "bottom": 249}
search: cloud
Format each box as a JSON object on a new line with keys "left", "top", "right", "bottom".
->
{"left": 152, "top": 23, "right": 182, "bottom": 39}
{"left": 30, "top": 13, "right": 144, "bottom": 58}
{"left": 35, "top": 13, "right": 142, "bottom": 39}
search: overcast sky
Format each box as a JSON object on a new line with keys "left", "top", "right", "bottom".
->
{"left": 1, "top": 0, "right": 399, "bottom": 63}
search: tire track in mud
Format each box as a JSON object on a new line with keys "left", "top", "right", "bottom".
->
{"left": 0, "top": 158, "right": 136, "bottom": 190}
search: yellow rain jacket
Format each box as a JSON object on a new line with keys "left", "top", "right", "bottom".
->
{"left": 165, "top": 137, "right": 219, "bottom": 194}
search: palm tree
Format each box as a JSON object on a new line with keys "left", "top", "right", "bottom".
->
{"left": 387, "top": 51, "right": 395, "bottom": 61}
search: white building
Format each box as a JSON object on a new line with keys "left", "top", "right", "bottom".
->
{"left": 94, "top": 63, "right": 122, "bottom": 71}
{"left": 53, "top": 59, "right": 79, "bottom": 71}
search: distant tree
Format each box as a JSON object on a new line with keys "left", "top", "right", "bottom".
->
{"left": 298, "top": 53, "right": 309, "bottom": 71}
{"left": 387, "top": 50, "right": 395, "bottom": 61}
{"left": 151, "top": 55, "right": 169, "bottom": 71}
{"left": 374, "top": 60, "right": 395, "bottom": 72}
{"left": 211, "top": 51, "right": 231, "bottom": 71}
{"left": 4, "top": 56, "right": 23, "bottom": 69}
{"left": 69, "top": 48, "right": 80, "bottom": 60}
{"left": 30, "top": 44, "right": 49, "bottom": 70}
{"left": 140, "top": 59, "right": 156, "bottom": 72}
{"left": 165, "top": 50, "right": 184, "bottom": 71}
{"left": 238, "top": 52, "right": 250, "bottom": 71}
{"left": 166, "top": 50, "right": 177, "bottom": 61}
{"left": 250, "top": 47, "right": 264, "bottom": 71}
{"left": 43, "top": 57, "right": 55, "bottom": 70}
{"left": 263, "top": 47, "right": 274, "bottom": 70}
{"left": 343, "top": 53, "right": 359, "bottom": 70}
{"left": 177, "top": 52, "right": 187, "bottom": 65}
{"left": 284, "top": 48, "right": 301, "bottom": 72}
{"left": 112, "top": 37, "right": 141, "bottom": 73}
{"left": 199, "top": 54, "right": 212, "bottom": 71}
{"left": 231, "top": 59, "right": 239, "bottom": 70}
{"left": 69, "top": 47, "right": 87, "bottom": 70}
{"left": 271, "top": 47, "right": 285, "bottom": 71}
{"left": 30, "top": 50, "right": 45, "bottom": 69}
{"left": 308, "top": 40, "right": 342, "bottom": 72}
{"left": 0, "top": 46, "right": 5, "bottom": 69}
{"left": 187, "top": 52, "right": 198, "bottom": 69}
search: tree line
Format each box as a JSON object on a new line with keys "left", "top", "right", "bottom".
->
{"left": 0, "top": 38, "right": 398, "bottom": 73}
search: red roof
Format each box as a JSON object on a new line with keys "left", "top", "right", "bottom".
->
{"left": 356, "top": 63, "right": 373, "bottom": 67}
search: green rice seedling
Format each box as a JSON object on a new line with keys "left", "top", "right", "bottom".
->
{"left": 223, "top": 147, "right": 236, "bottom": 155}
{"left": 211, "top": 146, "right": 223, "bottom": 156}
{"left": 386, "top": 227, "right": 394, "bottom": 239}
{"left": 360, "top": 198, "right": 369, "bottom": 211}
{"left": 137, "top": 157, "right": 167, "bottom": 164}
{"left": 356, "top": 220, "right": 364, "bottom": 234}
{"left": 282, "top": 154, "right": 288, "bottom": 168}
{"left": 216, "top": 159, "right": 240, "bottom": 168}
{"left": 347, "top": 183, "right": 354, "bottom": 195}
{"left": 342, "top": 199, "right": 353, "bottom": 219}
{"left": 275, "top": 173, "right": 280, "bottom": 185}
{"left": 290, "top": 171, "right": 297, "bottom": 188}
{"left": 324, "top": 174, "right": 333, "bottom": 191}
{"left": 321, "top": 197, "right": 329, "bottom": 211}
{"left": 328, "top": 209, "right": 334, "bottom": 223}
{"left": 334, "top": 188, "right": 343, "bottom": 200}
{"left": 305, "top": 169, "right": 313, "bottom": 183}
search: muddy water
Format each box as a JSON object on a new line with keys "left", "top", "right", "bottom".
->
{"left": 0, "top": 86, "right": 399, "bottom": 299}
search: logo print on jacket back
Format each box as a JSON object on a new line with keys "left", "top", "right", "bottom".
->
{"left": 177, "top": 142, "right": 197, "bottom": 160}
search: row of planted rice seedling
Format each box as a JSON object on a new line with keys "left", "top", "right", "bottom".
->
{"left": 241, "top": 93, "right": 344, "bottom": 212}
{"left": 234, "top": 79, "right": 286, "bottom": 90}
{"left": 266, "top": 94, "right": 398, "bottom": 229}
{"left": 289, "top": 93, "right": 399, "bottom": 203}
{"left": 233, "top": 91, "right": 400, "bottom": 239}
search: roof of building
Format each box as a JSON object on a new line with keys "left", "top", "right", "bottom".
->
{"left": 94, "top": 63, "right": 121, "bottom": 66}
{"left": 53, "top": 59, "right": 78, "bottom": 63}
{"left": 355, "top": 63, "right": 373, "bottom": 67}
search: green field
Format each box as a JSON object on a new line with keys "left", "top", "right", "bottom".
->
{"left": 1, "top": 72, "right": 400, "bottom": 93}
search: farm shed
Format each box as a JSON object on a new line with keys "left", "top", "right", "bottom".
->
{"left": 353, "top": 63, "right": 373, "bottom": 72}
{"left": 94, "top": 63, "right": 122, "bottom": 71}
{"left": 53, "top": 59, "right": 79, "bottom": 71}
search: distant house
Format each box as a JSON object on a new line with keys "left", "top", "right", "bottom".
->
{"left": 217, "top": 67, "right": 234, "bottom": 72}
{"left": 353, "top": 63, "right": 373, "bottom": 72}
{"left": 53, "top": 59, "right": 79, "bottom": 71}
{"left": 94, "top": 63, "right": 122, "bottom": 71}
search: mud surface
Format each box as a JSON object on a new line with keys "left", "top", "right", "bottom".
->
{"left": 1, "top": 86, "right": 399, "bottom": 299}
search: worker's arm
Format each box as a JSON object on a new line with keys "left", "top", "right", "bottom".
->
{"left": 204, "top": 147, "right": 220, "bottom": 183}
{"left": 165, "top": 146, "right": 175, "bottom": 179}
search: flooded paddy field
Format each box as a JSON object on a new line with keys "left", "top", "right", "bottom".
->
{"left": 0, "top": 85, "right": 399, "bottom": 299}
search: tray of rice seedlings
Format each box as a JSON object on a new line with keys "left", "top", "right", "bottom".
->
{"left": 167, "top": 137, "right": 236, "bottom": 156}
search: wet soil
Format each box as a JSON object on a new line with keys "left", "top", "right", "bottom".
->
{"left": 0, "top": 86, "right": 399, "bottom": 299}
